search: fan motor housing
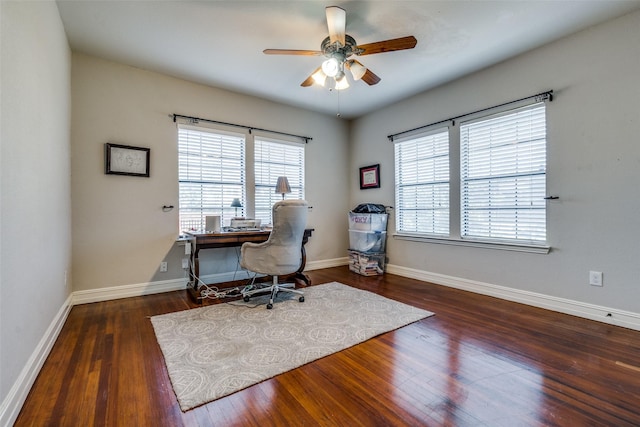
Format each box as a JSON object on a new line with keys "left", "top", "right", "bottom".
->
{"left": 321, "top": 35, "right": 362, "bottom": 59}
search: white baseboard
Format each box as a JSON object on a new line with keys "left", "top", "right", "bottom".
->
{"left": 0, "top": 294, "right": 73, "bottom": 427}
{"left": 72, "top": 277, "right": 188, "bottom": 305}
{"left": 306, "top": 257, "right": 349, "bottom": 270}
{"left": 387, "top": 263, "right": 640, "bottom": 332}
{"left": 70, "top": 259, "right": 351, "bottom": 307}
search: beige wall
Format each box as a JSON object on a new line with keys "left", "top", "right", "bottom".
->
{"left": 70, "top": 54, "right": 350, "bottom": 291}
{"left": 0, "top": 0, "right": 72, "bottom": 419}
{"left": 350, "top": 10, "right": 640, "bottom": 315}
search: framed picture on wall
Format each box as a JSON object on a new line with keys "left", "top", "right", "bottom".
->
{"left": 359, "top": 164, "right": 380, "bottom": 189}
{"left": 105, "top": 143, "right": 150, "bottom": 177}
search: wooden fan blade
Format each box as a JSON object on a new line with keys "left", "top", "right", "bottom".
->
{"left": 361, "top": 69, "right": 381, "bottom": 86}
{"left": 357, "top": 36, "right": 417, "bottom": 56}
{"left": 326, "top": 6, "right": 346, "bottom": 46}
{"left": 301, "top": 67, "right": 322, "bottom": 87}
{"left": 263, "top": 49, "right": 322, "bottom": 56}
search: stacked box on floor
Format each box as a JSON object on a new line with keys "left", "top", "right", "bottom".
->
{"left": 348, "top": 229, "right": 387, "bottom": 253}
{"left": 348, "top": 250, "right": 386, "bottom": 276}
{"left": 348, "top": 211, "right": 388, "bottom": 276}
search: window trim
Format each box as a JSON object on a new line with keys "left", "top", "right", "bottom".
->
{"left": 393, "top": 232, "right": 550, "bottom": 254}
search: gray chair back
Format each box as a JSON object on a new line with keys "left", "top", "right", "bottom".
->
{"left": 240, "top": 200, "right": 308, "bottom": 276}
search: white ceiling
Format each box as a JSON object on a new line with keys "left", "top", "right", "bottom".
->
{"left": 56, "top": 1, "right": 640, "bottom": 119}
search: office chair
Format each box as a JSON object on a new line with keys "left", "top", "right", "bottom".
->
{"left": 240, "top": 200, "right": 308, "bottom": 309}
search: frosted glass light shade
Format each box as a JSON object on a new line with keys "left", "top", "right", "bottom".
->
{"left": 322, "top": 58, "right": 340, "bottom": 77}
{"left": 312, "top": 69, "right": 327, "bottom": 86}
{"left": 335, "top": 75, "right": 350, "bottom": 90}
{"left": 349, "top": 61, "right": 367, "bottom": 81}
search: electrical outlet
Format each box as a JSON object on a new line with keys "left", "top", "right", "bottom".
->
{"left": 589, "top": 270, "right": 603, "bottom": 286}
{"left": 182, "top": 258, "right": 189, "bottom": 269}
{"left": 160, "top": 261, "right": 168, "bottom": 272}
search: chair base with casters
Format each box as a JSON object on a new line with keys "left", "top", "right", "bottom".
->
{"left": 241, "top": 275, "right": 305, "bottom": 309}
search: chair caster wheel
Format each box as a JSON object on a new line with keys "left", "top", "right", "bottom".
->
{"left": 299, "top": 296, "right": 305, "bottom": 302}
{"left": 266, "top": 303, "right": 273, "bottom": 309}
{"left": 243, "top": 296, "right": 250, "bottom": 302}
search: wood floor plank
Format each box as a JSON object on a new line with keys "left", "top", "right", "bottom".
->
{"left": 14, "top": 267, "right": 640, "bottom": 426}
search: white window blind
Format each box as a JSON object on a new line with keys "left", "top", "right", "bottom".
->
{"left": 178, "top": 126, "right": 245, "bottom": 232}
{"left": 395, "top": 128, "right": 450, "bottom": 235}
{"left": 460, "top": 102, "right": 546, "bottom": 242}
{"left": 254, "top": 137, "right": 305, "bottom": 225}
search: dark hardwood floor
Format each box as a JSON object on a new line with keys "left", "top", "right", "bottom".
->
{"left": 15, "top": 267, "right": 640, "bottom": 426}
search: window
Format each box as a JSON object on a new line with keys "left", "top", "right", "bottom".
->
{"left": 178, "top": 126, "right": 245, "bottom": 231}
{"left": 395, "top": 127, "right": 449, "bottom": 235}
{"left": 393, "top": 98, "right": 549, "bottom": 250}
{"left": 254, "top": 137, "right": 305, "bottom": 224}
{"left": 461, "top": 103, "right": 547, "bottom": 242}
{"left": 177, "top": 124, "right": 306, "bottom": 232}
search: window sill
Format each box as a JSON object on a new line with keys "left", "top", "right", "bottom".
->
{"left": 393, "top": 233, "right": 550, "bottom": 254}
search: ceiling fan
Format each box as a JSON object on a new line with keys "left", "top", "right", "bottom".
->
{"left": 264, "top": 6, "right": 417, "bottom": 90}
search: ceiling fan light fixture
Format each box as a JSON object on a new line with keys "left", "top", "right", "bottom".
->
{"left": 322, "top": 57, "right": 340, "bottom": 77}
{"left": 334, "top": 75, "right": 350, "bottom": 90}
{"left": 266, "top": 7, "right": 417, "bottom": 91}
{"left": 348, "top": 60, "right": 367, "bottom": 81}
{"left": 311, "top": 68, "right": 327, "bottom": 86}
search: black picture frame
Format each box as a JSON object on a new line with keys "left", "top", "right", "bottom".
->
{"left": 359, "top": 164, "right": 380, "bottom": 189}
{"left": 105, "top": 143, "right": 150, "bottom": 177}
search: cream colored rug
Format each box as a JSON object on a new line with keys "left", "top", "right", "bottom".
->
{"left": 150, "top": 281, "right": 434, "bottom": 411}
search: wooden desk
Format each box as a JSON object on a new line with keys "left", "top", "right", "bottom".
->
{"left": 185, "top": 229, "right": 314, "bottom": 303}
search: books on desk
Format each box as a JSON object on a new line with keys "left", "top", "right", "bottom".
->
{"left": 183, "top": 227, "right": 269, "bottom": 234}
{"left": 230, "top": 218, "right": 261, "bottom": 229}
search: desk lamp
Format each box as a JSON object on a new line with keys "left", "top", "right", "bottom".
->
{"left": 230, "top": 198, "right": 243, "bottom": 218}
{"left": 275, "top": 176, "right": 291, "bottom": 200}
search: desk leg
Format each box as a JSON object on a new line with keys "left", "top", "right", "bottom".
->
{"left": 187, "top": 247, "right": 202, "bottom": 303}
{"left": 294, "top": 238, "right": 312, "bottom": 286}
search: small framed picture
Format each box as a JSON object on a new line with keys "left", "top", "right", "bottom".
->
{"left": 105, "top": 143, "right": 150, "bottom": 177}
{"left": 359, "top": 164, "right": 380, "bottom": 189}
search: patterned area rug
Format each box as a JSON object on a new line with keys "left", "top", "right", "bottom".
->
{"left": 150, "top": 281, "right": 434, "bottom": 411}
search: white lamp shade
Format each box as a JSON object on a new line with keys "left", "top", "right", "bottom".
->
{"left": 275, "top": 176, "right": 291, "bottom": 196}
